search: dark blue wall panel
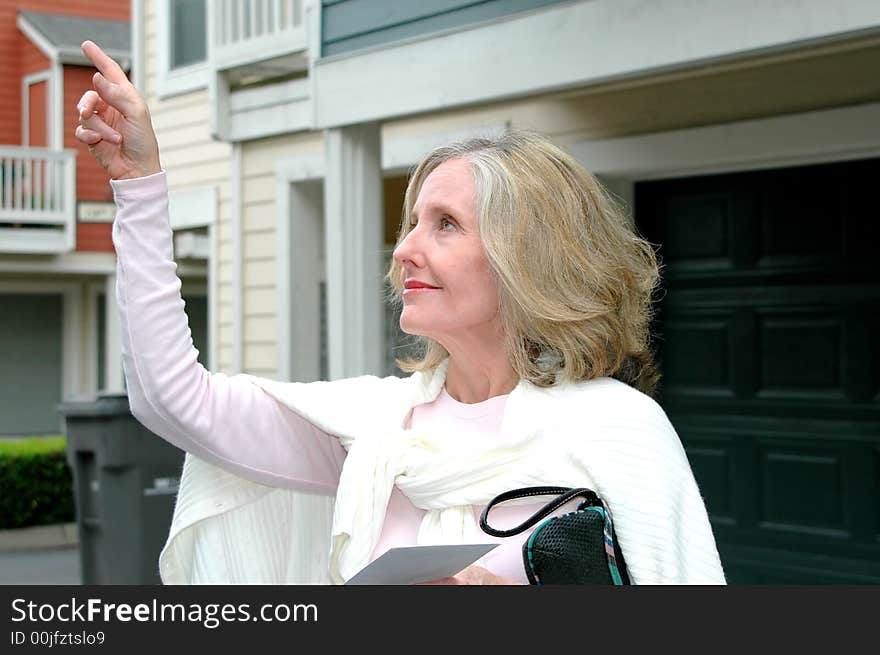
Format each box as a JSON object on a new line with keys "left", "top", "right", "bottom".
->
{"left": 322, "top": 0, "right": 572, "bottom": 57}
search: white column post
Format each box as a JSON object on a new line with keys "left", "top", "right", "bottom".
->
{"left": 130, "top": 0, "right": 145, "bottom": 93}
{"left": 323, "top": 123, "right": 384, "bottom": 379}
{"left": 104, "top": 273, "right": 124, "bottom": 392}
{"left": 278, "top": 178, "right": 324, "bottom": 382}
{"left": 51, "top": 61, "right": 63, "bottom": 151}
{"left": 231, "top": 143, "right": 243, "bottom": 373}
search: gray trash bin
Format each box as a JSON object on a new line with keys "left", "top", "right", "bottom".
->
{"left": 58, "top": 392, "right": 185, "bottom": 584}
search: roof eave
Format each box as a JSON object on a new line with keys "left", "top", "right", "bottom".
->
{"left": 58, "top": 49, "right": 131, "bottom": 70}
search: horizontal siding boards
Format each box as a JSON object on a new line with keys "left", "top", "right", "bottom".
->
{"left": 65, "top": 66, "right": 115, "bottom": 203}
{"left": 158, "top": 141, "right": 233, "bottom": 170}
{"left": 240, "top": 132, "right": 323, "bottom": 176}
{"left": 244, "top": 258, "right": 274, "bottom": 287}
{"left": 150, "top": 100, "right": 212, "bottom": 133}
{"left": 322, "top": 0, "right": 569, "bottom": 57}
{"left": 75, "top": 222, "right": 113, "bottom": 252}
{"left": 243, "top": 342, "right": 276, "bottom": 371}
{"left": 244, "top": 287, "right": 276, "bottom": 314}
{"left": 21, "top": 37, "right": 49, "bottom": 76}
{"left": 244, "top": 315, "right": 276, "bottom": 342}
{"left": 243, "top": 229, "right": 275, "bottom": 260}
{"left": 28, "top": 79, "right": 48, "bottom": 146}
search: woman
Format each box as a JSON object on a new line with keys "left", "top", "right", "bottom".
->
{"left": 75, "top": 41, "right": 726, "bottom": 585}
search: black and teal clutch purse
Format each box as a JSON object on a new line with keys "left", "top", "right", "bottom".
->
{"left": 479, "top": 486, "right": 630, "bottom": 585}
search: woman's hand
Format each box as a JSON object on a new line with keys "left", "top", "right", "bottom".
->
{"left": 74, "top": 40, "right": 161, "bottom": 180}
{"left": 418, "top": 565, "right": 525, "bottom": 585}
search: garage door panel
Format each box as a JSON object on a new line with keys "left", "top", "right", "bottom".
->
{"left": 661, "top": 292, "right": 878, "bottom": 412}
{"left": 720, "top": 543, "right": 880, "bottom": 584}
{"left": 0, "top": 294, "right": 62, "bottom": 435}
{"left": 637, "top": 157, "right": 880, "bottom": 582}
{"left": 760, "top": 171, "right": 845, "bottom": 261}
{"left": 662, "top": 314, "right": 732, "bottom": 390}
{"left": 757, "top": 440, "right": 848, "bottom": 536}
{"left": 872, "top": 310, "right": 880, "bottom": 401}
{"left": 757, "top": 310, "right": 843, "bottom": 396}
{"left": 683, "top": 438, "right": 736, "bottom": 525}
{"left": 875, "top": 448, "right": 880, "bottom": 537}
{"left": 681, "top": 419, "right": 876, "bottom": 539}
{"left": 645, "top": 189, "right": 758, "bottom": 273}
{"left": 656, "top": 192, "right": 733, "bottom": 262}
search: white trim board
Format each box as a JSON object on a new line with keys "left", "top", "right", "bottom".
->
{"left": 0, "top": 252, "right": 206, "bottom": 277}
{"left": 208, "top": 220, "right": 218, "bottom": 372}
{"left": 131, "top": 0, "right": 145, "bottom": 93}
{"left": 226, "top": 79, "right": 312, "bottom": 142}
{"left": 230, "top": 143, "right": 243, "bottom": 373}
{"left": 570, "top": 102, "right": 880, "bottom": 181}
{"left": 52, "top": 61, "right": 63, "bottom": 151}
{"left": 0, "top": 253, "right": 115, "bottom": 275}
{"left": 156, "top": 0, "right": 210, "bottom": 99}
{"left": 272, "top": 122, "right": 512, "bottom": 176}
{"left": 313, "top": 0, "right": 880, "bottom": 128}
{"left": 381, "top": 121, "right": 509, "bottom": 174}
{"left": 168, "top": 186, "right": 217, "bottom": 230}
{"left": 275, "top": 152, "right": 325, "bottom": 382}
{"left": 15, "top": 14, "right": 56, "bottom": 61}
{"left": 84, "top": 280, "right": 103, "bottom": 396}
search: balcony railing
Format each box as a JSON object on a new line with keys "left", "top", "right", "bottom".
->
{"left": 0, "top": 146, "right": 76, "bottom": 254}
{"left": 211, "top": 0, "right": 308, "bottom": 77}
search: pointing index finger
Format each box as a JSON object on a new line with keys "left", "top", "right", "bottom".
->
{"left": 81, "top": 40, "right": 129, "bottom": 85}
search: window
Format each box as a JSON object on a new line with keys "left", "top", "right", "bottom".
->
{"left": 157, "top": 0, "right": 209, "bottom": 98}
{"left": 171, "top": 0, "right": 207, "bottom": 69}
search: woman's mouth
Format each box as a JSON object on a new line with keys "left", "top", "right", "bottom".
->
{"left": 403, "top": 279, "right": 440, "bottom": 296}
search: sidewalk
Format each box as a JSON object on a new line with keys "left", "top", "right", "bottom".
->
{"left": 0, "top": 546, "right": 81, "bottom": 585}
{"left": 0, "top": 522, "right": 81, "bottom": 585}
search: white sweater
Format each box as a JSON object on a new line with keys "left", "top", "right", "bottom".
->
{"left": 111, "top": 172, "right": 726, "bottom": 585}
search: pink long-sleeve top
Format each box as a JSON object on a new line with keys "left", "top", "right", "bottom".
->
{"left": 111, "top": 171, "right": 580, "bottom": 584}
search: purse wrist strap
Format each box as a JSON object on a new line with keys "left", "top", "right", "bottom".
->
{"left": 479, "top": 486, "right": 601, "bottom": 538}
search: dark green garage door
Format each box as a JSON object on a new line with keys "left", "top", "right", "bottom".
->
{"left": 635, "top": 158, "right": 880, "bottom": 584}
{"left": 0, "top": 294, "right": 63, "bottom": 436}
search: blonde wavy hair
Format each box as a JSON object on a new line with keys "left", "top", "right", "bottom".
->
{"left": 386, "top": 130, "right": 662, "bottom": 396}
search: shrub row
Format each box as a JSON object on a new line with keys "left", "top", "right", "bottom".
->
{"left": 0, "top": 436, "right": 75, "bottom": 530}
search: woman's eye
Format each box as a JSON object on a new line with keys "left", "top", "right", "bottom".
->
{"left": 440, "top": 216, "right": 455, "bottom": 230}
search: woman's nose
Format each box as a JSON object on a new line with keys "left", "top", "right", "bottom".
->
{"left": 393, "top": 227, "right": 423, "bottom": 267}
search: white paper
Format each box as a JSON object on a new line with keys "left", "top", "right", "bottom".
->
{"left": 344, "top": 543, "right": 499, "bottom": 585}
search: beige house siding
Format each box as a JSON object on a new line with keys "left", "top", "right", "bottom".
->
{"left": 143, "top": 0, "right": 233, "bottom": 373}
{"left": 226, "top": 26, "right": 880, "bottom": 380}
{"left": 239, "top": 133, "right": 323, "bottom": 378}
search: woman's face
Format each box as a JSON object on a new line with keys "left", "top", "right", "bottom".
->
{"left": 392, "top": 158, "right": 501, "bottom": 344}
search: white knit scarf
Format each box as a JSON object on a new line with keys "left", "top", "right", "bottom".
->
{"left": 329, "top": 407, "right": 542, "bottom": 582}
{"left": 249, "top": 359, "right": 562, "bottom": 583}
{"left": 157, "top": 363, "right": 728, "bottom": 584}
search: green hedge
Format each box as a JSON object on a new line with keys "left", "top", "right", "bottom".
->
{"left": 0, "top": 436, "right": 75, "bottom": 530}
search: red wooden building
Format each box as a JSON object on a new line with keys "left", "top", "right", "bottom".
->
{"left": 0, "top": 1, "right": 130, "bottom": 435}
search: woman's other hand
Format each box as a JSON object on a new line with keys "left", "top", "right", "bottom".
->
{"left": 418, "top": 565, "right": 525, "bottom": 585}
{"left": 74, "top": 40, "right": 161, "bottom": 180}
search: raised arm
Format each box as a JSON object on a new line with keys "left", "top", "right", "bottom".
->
{"left": 76, "top": 41, "right": 345, "bottom": 493}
